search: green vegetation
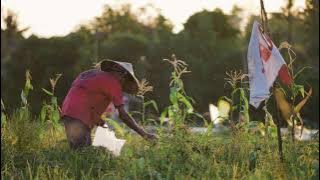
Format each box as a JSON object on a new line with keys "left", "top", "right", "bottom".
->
{"left": 2, "top": 119, "right": 319, "bottom": 179}
{"left": 1, "top": 54, "right": 319, "bottom": 179}
{"left": 1, "top": 0, "right": 319, "bottom": 179}
{"left": 1, "top": 1, "right": 319, "bottom": 128}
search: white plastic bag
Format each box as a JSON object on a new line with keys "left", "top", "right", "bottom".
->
{"left": 247, "top": 21, "right": 288, "bottom": 108}
{"left": 92, "top": 125, "right": 126, "bottom": 156}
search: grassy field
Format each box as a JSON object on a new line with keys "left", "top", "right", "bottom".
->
{"left": 1, "top": 56, "right": 319, "bottom": 179}
{"left": 1, "top": 109, "right": 319, "bottom": 179}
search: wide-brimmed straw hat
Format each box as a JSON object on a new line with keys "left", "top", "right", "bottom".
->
{"left": 99, "top": 59, "right": 139, "bottom": 95}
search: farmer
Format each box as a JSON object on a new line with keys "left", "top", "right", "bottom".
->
{"left": 61, "top": 60, "right": 157, "bottom": 149}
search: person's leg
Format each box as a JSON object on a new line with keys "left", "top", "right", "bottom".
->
{"left": 62, "top": 116, "right": 92, "bottom": 149}
{"left": 84, "top": 128, "right": 92, "bottom": 147}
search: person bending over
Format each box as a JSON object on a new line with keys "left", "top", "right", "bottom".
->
{"left": 61, "top": 60, "right": 157, "bottom": 149}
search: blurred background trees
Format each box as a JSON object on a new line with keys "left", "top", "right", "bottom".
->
{"left": 1, "top": 1, "right": 319, "bottom": 127}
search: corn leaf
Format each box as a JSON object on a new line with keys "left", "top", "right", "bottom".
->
{"left": 42, "top": 88, "right": 53, "bottom": 96}
{"left": 144, "top": 100, "right": 159, "bottom": 112}
{"left": 177, "top": 92, "right": 193, "bottom": 113}
{"left": 294, "top": 66, "right": 312, "bottom": 80}
{"left": 160, "top": 108, "right": 168, "bottom": 126}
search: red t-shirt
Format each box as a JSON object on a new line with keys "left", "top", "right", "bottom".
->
{"left": 61, "top": 69, "right": 124, "bottom": 128}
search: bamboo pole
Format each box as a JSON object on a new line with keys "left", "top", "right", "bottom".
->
{"left": 260, "top": 0, "right": 284, "bottom": 161}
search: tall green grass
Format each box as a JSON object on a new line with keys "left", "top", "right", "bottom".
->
{"left": 1, "top": 113, "right": 319, "bottom": 179}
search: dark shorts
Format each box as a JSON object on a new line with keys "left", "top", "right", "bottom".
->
{"left": 62, "top": 116, "right": 92, "bottom": 149}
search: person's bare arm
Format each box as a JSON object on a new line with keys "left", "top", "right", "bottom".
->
{"left": 117, "top": 105, "right": 157, "bottom": 140}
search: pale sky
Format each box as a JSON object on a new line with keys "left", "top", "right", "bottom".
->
{"left": 1, "top": 0, "right": 306, "bottom": 38}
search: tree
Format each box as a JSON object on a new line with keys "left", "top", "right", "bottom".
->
{"left": 170, "top": 9, "right": 243, "bottom": 111}
{"left": 304, "top": 0, "right": 319, "bottom": 62}
{"left": 1, "top": 9, "right": 28, "bottom": 80}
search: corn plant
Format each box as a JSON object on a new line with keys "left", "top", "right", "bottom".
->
{"left": 161, "top": 54, "right": 204, "bottom": 128}
{"left": 224, "top": 70, "right": 249, "bottom": 126}
{"left": 40, "top": 73, "right": 62, "bottom": 128}
{"left": 14, "top": 70, "right": 34, "bottom": 121}
{"left": 136, "top": 79, "right": 159, "bottom": 125}
{"left": 262, "top": 98, "right": 277, "bottom": 139}
{"left": 276, "top": 42, "right": 313, "bottom": 141}
{"left": 20, "top": 70, "right": 33, "bottom": 108}
{"left": 12, "top": 70, "right": 33, "bottom": 123}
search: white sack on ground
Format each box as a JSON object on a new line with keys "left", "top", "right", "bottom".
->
{"left": 92, "top": 125, "right": 126, "bottom": 156}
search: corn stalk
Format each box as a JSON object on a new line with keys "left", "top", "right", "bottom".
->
{"left": 40, "top": 73, "right": 62, "bottom": 129}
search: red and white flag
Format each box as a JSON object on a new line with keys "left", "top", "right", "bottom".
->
{"left": 247, "top": 21, "right": 292, "bottom": 108}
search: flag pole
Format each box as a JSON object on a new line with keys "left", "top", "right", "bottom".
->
{"left": 260, "top": 0, "right": 284, "bottom": 162}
